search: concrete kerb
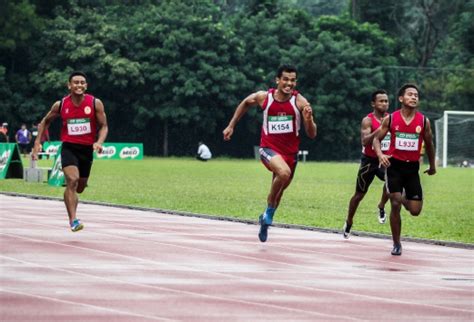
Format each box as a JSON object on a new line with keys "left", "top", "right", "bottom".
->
{"left": 2, "top": 191, "right": 473, "bottom": 250}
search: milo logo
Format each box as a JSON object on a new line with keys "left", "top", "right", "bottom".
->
{"left": 45, "top": 145, "right": 60, "bottom": 155}
{"left": 97, "top": 146, "right": 116, "bottom": 159}
{"left": 119, "top": 147, "right": 139, "bottom": 159}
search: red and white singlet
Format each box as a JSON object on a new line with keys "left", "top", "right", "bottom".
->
{"left": 362, "top": 112, "right": 391, "bottom": 158}
{"left": 389, "top": 109, "right": 425, "bottom": 162}
{"left": 60, "top": 94, "right": 97, "bottom": 145}
{"left": 260, "top": 89, "right": 301, "bottom": 155}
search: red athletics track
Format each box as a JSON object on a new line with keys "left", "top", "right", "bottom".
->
{"left": 1, "top": 194, "right": 473, "bottom": 321}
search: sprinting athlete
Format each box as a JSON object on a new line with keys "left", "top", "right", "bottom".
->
{"left": 373, "top": 83, "right": 436, "bottom": 255}
{"left": 32, "top": 71, "right": 108, "bottom": 232}
{"left": 343, "top": 89, "right": 391, "bottom": 238}
{"left": 223, "top": 64, "right": 317, "bottom": 242}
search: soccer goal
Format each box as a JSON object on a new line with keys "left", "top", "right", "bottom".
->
{"left": 434, "top": 111, "right": 474, "bottom": 168}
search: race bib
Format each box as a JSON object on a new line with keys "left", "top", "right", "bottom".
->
{"left": 268, "top": 116, "right": 293, "bottom": 134}
{"left": 381, "top": 133, "right": 391, "bottom": 151}
{"left": 67, "top": 118, "right": 91, "bottom": 136}
{"left": 395, "top": 132, "right": 419, "bottom": 151}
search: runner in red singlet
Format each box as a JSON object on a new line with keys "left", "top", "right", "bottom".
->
{"left": 373, "top": 84, "right": 436, "bottom": 255}
{"left": 32, "top": 71, "right": 108, "bottom": 232}
{"left": 223, "top": 65, "right": 317, "bottom": 242}
{"left": 343, "top": 90, "right": 391, "bottom": 239}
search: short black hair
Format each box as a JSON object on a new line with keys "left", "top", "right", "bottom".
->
{"left": 398, "top": 83, "right": 419, "bottom": 97}
{"left": 276, "top": 64, "right": 297, "bottom": 78}
{"left": 371, "top": 89, "right": 388, "bottom": 102}
{"left": 69, "top": 71, "right": 87, "bottom": 82}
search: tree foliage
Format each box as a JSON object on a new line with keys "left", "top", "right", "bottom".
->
{"left": 0, "top": 0, "right": 470, "bottom": 159}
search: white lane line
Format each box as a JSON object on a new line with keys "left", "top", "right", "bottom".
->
{"left": 2, "top": 215, "right": 472, "bottom": 294}
{"left": 0, "top": 254, "right": 362, "bottom": 322}
{"left": 1, "top": 233, "right": 473, "bottom": 316}
{"left": 3, "top": 195, "right": 472, "bottom": 262}
{"left": 0, "top": 287, "right": 176, "bottom": 321}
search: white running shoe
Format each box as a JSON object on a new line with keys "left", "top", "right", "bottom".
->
{"left": 378, "top": 208, "right": 386, "bottom": 224}
{"left": 343, "top": 221, "right": 352, "bottom": 239}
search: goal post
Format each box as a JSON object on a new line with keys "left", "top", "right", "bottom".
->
{"left": 435, "top": 111, "right": 474, "bottom": 168}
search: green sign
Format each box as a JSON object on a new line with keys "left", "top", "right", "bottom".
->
{"left": 42, "top": 141, "right": 62, "bottom": 156}
{"left": 48, "top": 144, "right": 65, "bottom": 187}
{"left": 94, "top": 143, "right": 144, "bottom": 160}
{"left": 0, "top": 143, "right": 23, "bottom": 179}
{"left": 43, "top": 142, "right": 143, "bottom": 160}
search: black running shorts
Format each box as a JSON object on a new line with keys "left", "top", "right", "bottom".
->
{"left": 61, "top": 142, "right": 94, "bottom": 178}
{"left": 355, "top": 155, "right": 385, "bottom": 193}
{"left": 386, "top": 158, "right": 423, "bottom": 201}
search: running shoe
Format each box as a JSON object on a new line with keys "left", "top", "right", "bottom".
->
{"left": 391, "top": 244, "right": 402, "bottom": 256}
{"left": 70, "top": 219, "right": 84, "bottom": 232}
{"left": 258, "top": 214, "right": 269, "bottom": 242}
{"left": 343, "top": 221, "right": 352, "bottom": 239}
{"left": 378, "top": 207, "right": 386, "bottom": 224}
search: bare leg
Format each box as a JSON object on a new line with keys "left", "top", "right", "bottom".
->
{"left": 389, "top": 192, "right": 403, "bottom": 246}
{"left": 404, "top": 199, "right": 423, "bottom": 216}
{"left": 63, "top": 166, "right": 80, "bottom": 225}
{"left": 63, "top": 166, "right": 88, "bottom": 225}
{"left": 378, "top": 184, "right": 389, "bottom": 210}
{"left": 346, "top": 191, "right": 366, "bottom": 226}
{"left": 266, "top": 156, "right": 292, "bottom": 208}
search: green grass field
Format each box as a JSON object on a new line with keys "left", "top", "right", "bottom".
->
{"left": 1, "top": 157, "right": 473, "bottom": 243}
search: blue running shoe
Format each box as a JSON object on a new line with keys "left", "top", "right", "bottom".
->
{"left": 71, "top": 219, "right": 84, "bottom": 232}
{"left": 258, "top": 214, "right": 269, "bottom": 242}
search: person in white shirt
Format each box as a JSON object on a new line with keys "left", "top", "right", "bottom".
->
{"left": 196, "top": 141, "right": 212, "bottom": 161}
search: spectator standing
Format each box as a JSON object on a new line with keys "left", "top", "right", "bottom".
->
{"left": 16, "top": 123, "right": 32, "bottom": 157}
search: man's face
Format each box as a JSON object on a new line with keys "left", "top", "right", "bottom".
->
{"left": 399, "top": 87, "right": 419, "bottom": 109}
{"left": 276, "top": 71, "right": 297, "bottom": 95}
{"left": 68, "top": 76, "right": 87, "bottom": 95}
{"left": 372, "top": 94, "right": 389, "bottom": 113}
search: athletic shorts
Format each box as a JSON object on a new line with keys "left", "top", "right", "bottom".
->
{"left": 355, "top": 155, "right": 385, "bottom": 193}
{"left": 259, "top": 147, "right": 298, "bottom": 177}
{"left": 18, "top": 143, "right": 30, "bottom": 154}
{"left": 61, "top": 142, "right": 94, "bottom": 178}
{"left": 386, "top": 158, "right": 423, "bottom": 201}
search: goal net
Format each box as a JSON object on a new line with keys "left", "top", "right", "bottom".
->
{"left": 434, "top": 111, "right": 474, "bottom": 168}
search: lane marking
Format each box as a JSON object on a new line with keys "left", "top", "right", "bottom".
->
{"left": 2, "top": 215, "right": 473, "bottom": 293}
{"left": 1, "top": 233, "right": 473, "bottom": 316}
{"left": 0, "top": 254, "right": 361, "bottom": 321}
{"left": 0, "top": 288, "right": 176, "bottom": 321}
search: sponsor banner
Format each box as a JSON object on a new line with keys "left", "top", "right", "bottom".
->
{"left": 43, "top": 142, "right": 143, "bottom": 160}
{"left": 0, "top": 143, "right": 23, "bottom": 179}
{"left": 95, "top": 143, "right": 143, "bottom": 160}
{"left": 42, "top": 141, "right": 62, "bottom": 156}
{"left": 48, "top": 144, "right": 64, "bottom": 186}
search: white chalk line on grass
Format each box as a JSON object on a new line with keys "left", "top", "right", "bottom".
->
{"left": 1, "top": 232, "right": 473, "bottom": 317}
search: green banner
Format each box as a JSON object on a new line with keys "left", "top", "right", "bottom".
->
{"left": 43, "top": 142, "right": 143, "bottom": 160}
{"left": 42, "top": 141, "right": 62, "bottom": 156}
{"left": 0, "top": 143, "right": 24, "bottom": 179}
{"left": 94, "top": 143, "right": 143, "bottom": 160}
{"left": 48, "top": 144, "right": 65, "bottom": 187}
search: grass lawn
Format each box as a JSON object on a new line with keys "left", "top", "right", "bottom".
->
{"left": 1, "top": 156, "right": 473, "bottom": 244}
